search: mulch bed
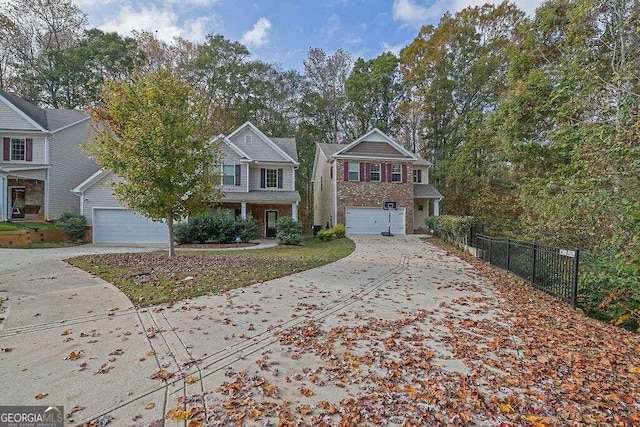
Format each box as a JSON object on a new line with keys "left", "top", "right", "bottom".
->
{"left": 176, "top": 242, "right": 260, "bottom": 249}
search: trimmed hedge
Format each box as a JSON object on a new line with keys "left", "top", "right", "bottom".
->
{"left": 317, "top": 224, "right": 346, "bottom": 242}
{"left": 174, "top": 212, "right": 258, "bottom": 244}
{"left": 275, "top": 216, "right": 303, "bottom": 245}
{"left": 426, "top": 215, "right": 476, "bottom": 246}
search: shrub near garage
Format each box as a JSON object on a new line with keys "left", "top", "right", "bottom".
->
{"left": 317, "top": 224, "right": 346, "bottom": 242}
{"left": 56, "top": 211, "right": 87, "bottom": 242}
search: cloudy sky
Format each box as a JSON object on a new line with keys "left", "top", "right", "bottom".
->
{"left": 72, "top": 0, "right": 544, "bottom": 70}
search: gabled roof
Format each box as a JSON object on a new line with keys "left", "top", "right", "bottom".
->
{"left": 227, "top": 122, "right": 299, "bottom": 165}
{"left": 0, "top": 90, "right": 89, "bottom": 132}
{"left": 272, "top": 138, "right": 298, "bottom": 162}
{"left": 72, "top": 169, "right": 112, "bottom": 194}
{"left": 333, "top": 128, "right": 418, "bottom": 161}
{"left": 414, "top": 156, "right": 432, "bottom": 167}
{"left": 211, "top": 134, "right": 252, "bottom": 161}
{"left": 317, "top": 143, "right": 343, "bottom": 158}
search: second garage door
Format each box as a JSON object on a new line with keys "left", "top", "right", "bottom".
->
{"left": 345, "top": 207, "right": 406, "bottom": 235}
{"left": 93, "top": 208, "right": 169, "bottom": 244}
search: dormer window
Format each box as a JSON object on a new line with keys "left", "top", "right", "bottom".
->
{"left": 11, "top": 138, "right": 25, "bottom": 161}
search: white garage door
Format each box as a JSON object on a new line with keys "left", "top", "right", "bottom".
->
{"left": 345, "top": 207, "right": 406, "bottom": 235}
{"left": 93, "top": 208, "right": 169, "bottom": 244}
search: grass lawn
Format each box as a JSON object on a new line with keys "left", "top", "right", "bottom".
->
{"left": 0, "top": 221, "right": 57, "bottom": 231}
{"left": 67, "top": 237, "right": 355, "bottom": 307}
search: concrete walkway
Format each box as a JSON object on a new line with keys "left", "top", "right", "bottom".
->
{"left": 0, "top": 236, "right": 503, "bottom": 425}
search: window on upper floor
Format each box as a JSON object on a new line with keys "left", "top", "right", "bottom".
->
{"left": 348, "top": 162, "right": 359, "bottom": 181}
{"left": 11, "top": 138, "right": 25, "bottom": 161}
{"left": 391, "top": 164, "right": 402, "bottom": 183}
{"left": 213, "top": 164, "right": 236, "bottom": 186}
{"left": 413, "top": 169, "right": 423, "bottom": 183}
{"left": 266, "top": 168, "right": 278, "bottom": 188}
{"left": 370, "top": 163, "right": 381, "bottom": 182}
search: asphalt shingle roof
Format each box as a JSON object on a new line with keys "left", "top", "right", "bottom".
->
{"left": 0, "top": 90, "right": 89, "bottom": 131}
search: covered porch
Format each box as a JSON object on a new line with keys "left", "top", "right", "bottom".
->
{"left": 0, "top": 167, "right": 48, "bottom": 222}
{"left": 413, "top": 184, "right": 443, "bottom": 233}
{"left": 216, "top": 191, "right": 301, "bottom": 238}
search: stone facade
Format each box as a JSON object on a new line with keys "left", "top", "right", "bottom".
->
{"left": 335, "top": 159, "right": 414, "bottom": 233}
{"left": 8, "top": 178, "right": 45, "bottom": 220}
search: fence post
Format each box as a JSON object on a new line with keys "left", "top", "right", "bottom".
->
{"left": 489, "top": 238, "right": 493, "bottom": 265}
{"left": 531, "top": 243, "right": 537, "bottom": 285}
{"left": 506, "top": 239, "right": 511, "bottom": 272}
{"left": 572, "top": 249, "right": 580, "bottom": 309}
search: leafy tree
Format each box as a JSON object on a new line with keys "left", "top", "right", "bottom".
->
{"left": 87, "top": 70, "right": 220, "bottom": 257}
{"left": 345, "top": 52, "right": 404, "bottom": 137}
{"left": 1, "top": 0, "right": 87, "bottom": 106}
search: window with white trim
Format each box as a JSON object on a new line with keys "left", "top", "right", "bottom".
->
{"left": 11, "top": 138, "right": 25, "bottom": 161}
{"left": 214, "top": 164, "right": 235, "bottom": 185}
{"left": 266, "top": 168, "right": 278, "bottom": 188}
{"left": 391, "top": 164, "right": 402, "bottom": 183}
{"left": 370, "top": 163, "right": 381, "bottom": 182}
{"left": 348, "top": 162, "right": 359, "bottom": 181}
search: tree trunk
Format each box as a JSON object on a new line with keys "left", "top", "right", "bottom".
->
{"left": 167, "top": 212, "right": 175, "bottom": 258}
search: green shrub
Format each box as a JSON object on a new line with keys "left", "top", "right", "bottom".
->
{"left": 206, "top": 210, "right": 236, "bottom": 243}
{"left": 189, "top": 215, "right": 209, "bottom": 243}
{"left": 276, "top": 216, "right": 303, "bottom": 245}
{"left": 235, "top": 215, "right": 258, "bottom": 243}
{"left": 56, "top": 211, "right": 87, "bottom": 242}
{"left": 316, "top": 224, "right": 346, "bottom": 242}
{"left": 426, "top": 215, "right": 476, "bottom": 246}
{"left": 174, "top": 222, "right": 194, "bottom": 244}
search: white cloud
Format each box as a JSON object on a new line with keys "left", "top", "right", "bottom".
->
{"left": 381, "top": 42, "right": 404, "bottom": 56}
{"left": 392, "top": 0, "right": 432, "bottom": 25}
{"left": 393, "top": 0, "right": 543, "bottom": 26}
{"left": 321, "top": 14, "right": 341, "bottom": 40}
{"left": 241, "top": 17, "right": 272, "bottom": 47}
{"left": 96, "top": 3, "right": 214, "bottom": 43}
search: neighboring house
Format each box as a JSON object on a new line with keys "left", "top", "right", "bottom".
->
{"left": 72, "top": 122, "right": 300, "bottom": 243}
{"left": 311, "top": 128, "right": 442, "bottom": 235}
{"left": 0, "top": 91, "right": 99, "bottom": 222}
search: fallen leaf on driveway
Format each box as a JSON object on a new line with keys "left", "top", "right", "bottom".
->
{"left": 165, "top": 407, "right": 191, "bottom": 420}
{"left": 145, "top": 402, "right": 156, "bottom": 410}
{"left": 299, "top": 387, "right": 314, "bottom": 397}
{"left": 66, "top": 405, "right": 85, "bottom": 418}
{"left": 65, "top": 350, "right": 83, "bottom": 360}
{"left": 61, "top": 330, "right": 71, "bottom": 336}
{"left": 35, "top": 392, "right": 48, "bottom": 399}
{"left": 1, "top": 347, "right": 13, "bottom": 352}
{"left": 150, "top": 369, "right": 174, "bottom": 380}
{"left": 95, "top": 363, "right": 113, "bottom": 374}
{"left": 185, "top": 375, "right": 198, "bottom": 384}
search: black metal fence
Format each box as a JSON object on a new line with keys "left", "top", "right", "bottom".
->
{"left": 468, "top": 224, "right": 484, "bottom": 248}
{"left": 476, "top": 234, "right": 580, "bottom": 308}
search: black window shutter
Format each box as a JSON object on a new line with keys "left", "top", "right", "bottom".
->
{"left": 277, "top": 168, "right": 283, "bottom": 189}
{"left": 260, "top": 168, "right": 266, "bottom": 188}
{"left": 235, "top": 164, "right": 241, "bottom": 186}
{"left": 2, "top": 138, "right": 9, "bottom": 161}
{"left": 25, "top": 138, "right": 33, "bottom": 161}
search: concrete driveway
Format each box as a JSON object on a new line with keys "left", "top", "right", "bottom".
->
{"left": 0, "top": 236, "right": 502, "bottom": 425}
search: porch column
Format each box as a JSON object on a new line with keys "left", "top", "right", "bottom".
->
{"left": 292, "top": 201, "right": 298, "bottom": 221}
{"left": 241, "top": 201, "right": 247, "bottom": 219}
{"left": 434, "top": 199, "right": 440, "bottom": 216}
{"left": 0, "top": 175, "right": 6, "bottom": 222}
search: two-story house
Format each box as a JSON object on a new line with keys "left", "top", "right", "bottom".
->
{"left": 0, "top": 91, "right": 99, "bottom": 222}
{"left": 72, "top": 122, "right": 300, "bottom": 243}
{"left": 312, "top": 128, "right": 442, "bottom": 235}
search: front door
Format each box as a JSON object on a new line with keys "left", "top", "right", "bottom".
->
{"left": 11, "top": 187, "right": 25, "bottom": 219}
{"left": 265, "top": 210, "right": 278, "bottom": 238}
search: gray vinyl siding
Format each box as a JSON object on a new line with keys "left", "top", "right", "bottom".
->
{"left": 312, "top": 148, "right": 334, "bottom": 227}
{"left": 82, "top": 174, "right": 123, "bottom": 225}
{"left": 0, "top": 134, "right": 47, "bottom": 165}
{"left": 219, "top": 145, "right": 248, "bottom": 193}
{"left": 249, "top": 165, "right": 294, "bottom": 191}
{"left": 8, "top": 169, "right": 47, "bottom": 180}
{"left": 48, "top": 120, "right": 99, "bottom": 219}
{"left": 230, "top": 129, "right": 289, "bottom": 162}
{"left": 0, "top": 101, "right": 40, "bottom": 131}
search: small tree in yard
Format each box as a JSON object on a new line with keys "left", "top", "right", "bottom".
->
{"left": 276, "top": 216, "right": 303, "bottom": 245}
{"left": 87, "top": 70, "right": 220, "bottom": 257}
